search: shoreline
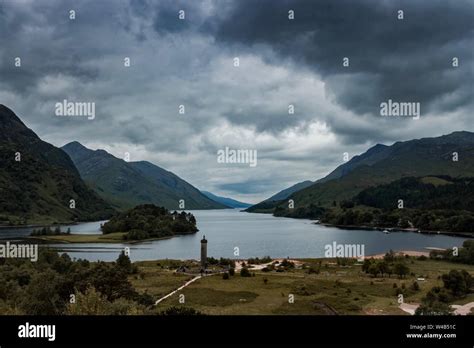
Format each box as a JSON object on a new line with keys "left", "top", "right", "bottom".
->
{"left": 246, "top": 210, "right": 473, "bottom": 238}
{"left": 21, "top": 233, "right": 183, "bottom": 244}
{"left": 319, "top": 222, "right": 473, "bottom": 238}
{"left": 0, "top": 220, "right": 106, "bottom": 230}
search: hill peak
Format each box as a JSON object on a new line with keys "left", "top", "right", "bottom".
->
{"left": 63, "top": 141, "right": 87, "bottom": 151}
{"left": 0, "top": 104, "right": 29, "bottom": 129}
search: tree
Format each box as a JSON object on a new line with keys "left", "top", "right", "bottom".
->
{"left": 441, "top": 270, "right": 473, "bottom": 297}
{"left": 66, "top": 287, "right": 114, "bottom": 315}
{"left": 116, "top": 251, "right": 133, "bottom": 274}
{"left": 394, "top": 262, "right": 410, "bottom": 278}
{"left": 377, "top": 261, "right": 389, "bottom": 278}
{"left": 89, "top": 263, "right": 136, "bottom": 301}
{"left": 362, "top": 259, "right": 373, "bottom": 273}
{"left": 368, "top": 263, "right": 379, "bottom": 278}
{"left": 222, "top": 272, "right": 229, "bottom": 280}
{"left": 384, "top": 250, "right": 396, "bottom": 262}
{"left": 240, "top": 267, "right": 251, "bottom": 277}
{"left": 415, "top": 301, "right": 453, "bottom": 315}
{"left": 20, "top": 270, "right": 66, "bottom": 315}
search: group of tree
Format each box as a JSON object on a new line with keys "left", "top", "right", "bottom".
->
{"left": 354, "top": 176, "right": 474, "bottom": 212}
{"left": 101, "top": 204, "right": 198, "bottom": 240}
{"left": 415, "top": 270, "right": 473, "bottom": 315}
{"left": 246, "top": 256, "right": 272, "bottom": 265}
{"left": 430, "top": 240, "right": 474, "bottom": 265}
{"left": 270, "top": 176, "right": 474, "bottom": 233}
{"left": 274, "top": 203, "right": 325, "bottom": 219}
{"left": 0, "top": 249, "right": 153, "bottom": 315}
{"left": 206, "top": 257, "right": 235, "bottom": 268}
{"left": 362, "top": 252, "right": 410, "bottom": 278}
{"left": 30, "top": 226, "right": 71, "bottom": 236}
{"left": 261, "top": 259, "right": 295, "bottom": 273}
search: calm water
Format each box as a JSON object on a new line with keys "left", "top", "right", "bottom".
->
{"left": 0, "top": 220, "right": 108, "bottom": 239}
{"left": 0, "top": 210, "right": 468, "bottom": 262}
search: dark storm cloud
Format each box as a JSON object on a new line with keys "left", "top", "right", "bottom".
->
{"left": 0, "top": 0, "right": 118, "bottom": 95}
{"left": 0, "top": 0, "right": 472, "bottom": 201}
{"left": 211, "top": 0, "right": 474, "bottom": 117}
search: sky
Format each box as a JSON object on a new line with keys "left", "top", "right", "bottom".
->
{"left": 0, "top": 0, "right": 473, "bottom": 203}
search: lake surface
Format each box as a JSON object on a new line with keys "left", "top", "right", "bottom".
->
{"left": 0, "top": 210, "right": 468, "bottom": 262}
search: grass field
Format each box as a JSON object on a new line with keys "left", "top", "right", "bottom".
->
{"left": 129, "top": 258, "right": 474, "bottom": 315}
{"left": 28, "top": 232, "right": 127, "bottom": 243}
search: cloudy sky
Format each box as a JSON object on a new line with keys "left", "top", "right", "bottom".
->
{"left": 0, "top": 0, "right": 473, "bottom": 203}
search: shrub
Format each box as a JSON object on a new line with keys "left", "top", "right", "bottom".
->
{"left": 240, "top": 267, "right": 251, "bottom": 277}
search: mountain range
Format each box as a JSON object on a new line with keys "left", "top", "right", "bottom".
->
{"left": 247, "top": 131, "right": 474, "bottom": 214}
{"left": 3, "top": 103, "right": 473, "bottom": 226}
{"left": 0, "top": 105, "right": 115, "bottom": 225}
{"left": 62, "top": 142, "right": 228, "bottom": 210}
{"left": 201, "top": 191, "right": 251, "bottom": 208}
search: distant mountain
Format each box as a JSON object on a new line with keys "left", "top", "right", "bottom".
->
{"left": 265, "top": 180, "right": 314, "bottom": 201}
{"left": 201, "top": 191, "right": 251, "bottom": 208}
{"left": 0, "top": 105, "right": 115, "bottom": 225}
{"left": 248, "top": 131, "right": 474, "bottom": 215}
{"left": 245, "top": 180, "right": 313, "bottom": 213}
{"left": 62, "top": 142, "right": 227, "bottom": 210}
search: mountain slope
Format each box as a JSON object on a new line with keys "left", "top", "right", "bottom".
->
{"left": 265, "top": 180, "right": 314, "bottom": 201}
{"left": 249, "top": 131, "right": 474, "bottom": 215}
{"left": 290, "top": 131, "right": 474, "bottom": 208}
{"left": 0, "top": 105, "right": 115, "bottom": 225}
{"left": 201, "top": 191, "right": 250, "bottom": 208}
{"left": 62, "top": 142, "right": 227, "bottom": 210}
{"left": 245, "top": 180, "right": 314, "bottom": 213}
{"left": 247, "top": 144, "right": 392, "bottom": 213}
{"left": 130, "top": 161, "right": 228, "bottom": 209}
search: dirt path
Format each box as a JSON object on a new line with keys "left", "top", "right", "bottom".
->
{"left": 451, "top": 302, "right": 474, "bottom": 315}
{"left": 154, "top": 271, "right": 225, "bottom": 305}
{"left": 399, "top": 302, "right": 474, "bottom": 315}
{"left": 154, "top": 275, "right": 202, "bottom": 305}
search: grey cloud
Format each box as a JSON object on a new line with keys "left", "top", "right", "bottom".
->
{"left": 211, "top": 0, "right": 474, "bottom": 117}
{"left": 0, "top": 0, "right": 472, "bottom": 201}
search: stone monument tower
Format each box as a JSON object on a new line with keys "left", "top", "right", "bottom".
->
{"left": 200, "top": 235, "right": 208, "bottom": 270}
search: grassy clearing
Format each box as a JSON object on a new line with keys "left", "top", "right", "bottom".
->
{"left": 133, "top": 258, "right": 474, "bottom": 315}
{"left": 27, "top": 232, "right": 174, "bottom": 243}
{"left": 130, "top": 261, "right": 192, "bottom": 298}
{"left": 29, "top": 232, "right": 127, "bottom": 243}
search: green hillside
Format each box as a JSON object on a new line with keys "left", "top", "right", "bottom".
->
{"left": 62, "top": 142, "right": 228, "bottom": 211}
{"left": 321, "top": 176, "right": 474, "bottom": 233}
{"left": 0, "top": 105, "right": 115, "bottom": 225}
